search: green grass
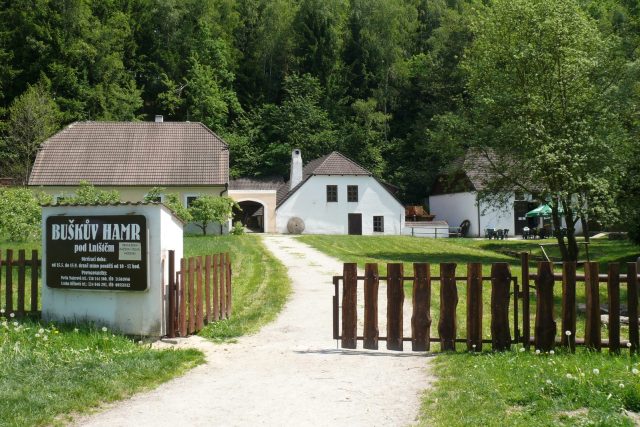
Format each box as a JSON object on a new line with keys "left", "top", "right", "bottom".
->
{"left": 0, "top": 319, "right": 204, "bottom": 427}
{"left": 421, "top": 347, "right": 640, "bottom": 426}
{"left": 184, "top": 234, "right": 290, "bottom": 341}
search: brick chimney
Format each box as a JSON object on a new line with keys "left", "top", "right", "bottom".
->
{"left": 290, "top": 149, "right": 303, "bottom": 190}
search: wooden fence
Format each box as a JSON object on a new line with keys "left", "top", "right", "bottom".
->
{"left": 333, "top": 254, "right": 640, "bottom": 353}
{"left": 166, "top": 250, "right": 232, "bottom": 338}
{"left": 0, "top": 249, "right": 40, "bottom": 317}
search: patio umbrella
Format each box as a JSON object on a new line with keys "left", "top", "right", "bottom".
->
{"left": 525, "top": 204, "right": 563, "bottom": 218}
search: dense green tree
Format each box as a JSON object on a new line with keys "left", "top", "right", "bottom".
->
{"left": 462, "top": 0, "right": 628, "bottom": 260}
{"left": 0, "top": 187, "right": 52, "bottom": 241}
{"left": 189, "top": 195, "right": 238, "bottom": 234}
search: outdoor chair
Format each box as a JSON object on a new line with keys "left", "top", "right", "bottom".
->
{"left": 502, "top": 229, "right": 509, "bottom": 239}
{"left": 485, "top": 228, "right": 496, "bottom": 239}
{"left": 496, "top": 229, "right": 504, "bottom": 240}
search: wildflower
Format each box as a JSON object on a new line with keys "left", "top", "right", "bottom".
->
{"left": 138, "top": 340, "right": 143, "bottom": 345}
{"left": 42, "top": 336, "right": 48, "bottom": 341}
{"left": 620, "top": 383, "right": 625, "bottom": 388}
{"left": 628, "top": 342, "right": 633, "bottom": 348}
{"left": 580, "top": 373, "right": 585, "bottom": 377}
{"left": 0, "top": 309, "right": 4, "bottom": 314}
{"left": 546, "top": 379, "right": 552, "bottom": 385}
{"left": 472, "top": 344, "right": 476, "bottom": 349}
{"left": 73, "top": 328, "right": 79, "bottom": 333}
{"left": 633, "top": 368, "right": 639, "bottom": 375}
{"left": 607, "top": 393, "right": 612, "bottom": 400}
{"left": 35, "top": 333, "right": 40, "bottom": 338}
{"left": 519, "top": 347, "right": 525, "bottom": 352}
{"left": 101, "top": 326, "right": 108, "bottom": 332}
{"left": 549, "top": 350, "right": 555, "bottom": 355}
{"left": 566, "top": 373, "right": 573, "bottom": 379}
{"left": 38, "top": 328, "right": 44, "bottom": 334}
{"left": 535, "top": 349, "right": 541, "bottom": 354}
{"left": 565, "top": 330, "right": 572, "bottom": 336}
{"left": 12, "top": 321, "right": 18, "bottom": 327}
{"left": 9, "top": 312, "right": 15, "bottom": 318}
{"left": 593, "top": 369, "right": 600, "bottom": 375}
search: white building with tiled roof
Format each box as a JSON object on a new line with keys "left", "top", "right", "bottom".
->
{"left": 274, "top": 150, "right": 405, "bottom": 235}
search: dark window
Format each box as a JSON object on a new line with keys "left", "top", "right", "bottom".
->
{"left": 186, "top": 196, "right": 199, "bottom": 208}
{"left": 326, "top": 185, "right": 338, "bottom": 202}
{"left": 514, "top": 191, "right": 525, "bottom": 201}
{"left": 347, "top": 185, "right": 358, "bottom": 202}
{"left": 373, "top": 216, "right": 384, "bottom": 232}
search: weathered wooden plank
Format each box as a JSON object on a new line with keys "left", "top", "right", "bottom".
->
{"left": 219, "top": 253, "right": 226, "bottom": 319}
{"left": 30, "top": 250, "right": 38, "bottom": 313}
{"left": 412, "top": 263, "right": 431, "bottom": 352}
{"left": 521, "top": 252, "right": 531, "bottom": 350}
{"left": 534, "top": 262, "right": 556, "bottom": 352}
{"left": 5, "top": 249, "right": 13, "bottom": 314}
{"left": 363, "top": 263, "right": 379, "bottom": 350}
{"left": 627, "top": 262, "right": 639, "bottom": 354}
{"left": 167, "top": 251, "right": 176, "bottom": 338}
{"left": 188, "top": 257, "right": 196, "bottom": 335}
{"left": 387, "top": 263, "right": 404, "bottom": 351}
{"left": 179, "top": 258, "right": 187, "bottom": 336}
{"left": 607, "top": 263, "right": 621, "bottom": 355}
{"left": 491, "top": 263, "right": 511, "bottom": 351}
{"left": 467, "top": 263, "right": 483, "bottom": 352}
{"left": 225, "top": 253, "right": 232, "bottom": 318}
{"left": 17, "top": 250, "right": 25, "bottom": 315}
{"left": 204, "top": 255, "right": 212, "bottom": 323}
{"left": 196, "top": 256, "right": 204, "bottom": 331}
{"left": 439, "top": 263, "right": 458, "bottom": 352}
{"left": 212, "top": 254, "right": 220, "bottom": 321}
{"left": 584, "top": 262, "right": 601, "bottom": 351}
{"left": 341, "top": 263, "right": 358, "bottom": 349}
{"left": 560, "top": 262, "right": 577, "bottom": 352}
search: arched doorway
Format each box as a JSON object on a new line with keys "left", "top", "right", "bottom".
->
{"left": 234, "top": 200, "right": 266, "bottom": 233}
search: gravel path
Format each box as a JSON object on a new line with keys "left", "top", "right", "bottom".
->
{"left": 74, "top": 235, "right": 433, "bottom": 427}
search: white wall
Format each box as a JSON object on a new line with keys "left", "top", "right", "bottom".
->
{"left": 41, "top": 204, "right": 183, "bottom": 336}
{"left": 276, "top": 176, "right": 404, "bottom": 235}
{"left": 429, "top": 192, "right": 515, "bottom": 237}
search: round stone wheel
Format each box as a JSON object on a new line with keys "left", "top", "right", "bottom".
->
{"left": 287, "top": 217, "right": 305, "bottom": 234}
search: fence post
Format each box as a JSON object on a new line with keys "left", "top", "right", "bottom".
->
{"left": 467, "top": 263, "right": 483, "bottom": 352}
{"left": 188, "top": 257, "right": 196, "bottom": 334}
{"left": 5, "top": 249, "right": 13, "bottom": 314}
{"left": 439, "top": 263, "right": 458, "bottom": 351}
{"left": 167, "top": 251, "right": 176, "bottom": 338}
{"left": 387, "top": 263, "right": 404, "bottom": 351}
{"left": 341, "top": 263, "right": 358, "bottom": 349}
{"left": 30, "top": 250, "right": 38, "bottom": 313}
{"left": 363, "top": 263, "right": 379, "bottom": 350}
{"left": 225, "top": 253, "right": 232, "bottom": 318}
{"left": 412, "top": 263, "right": 431, "bottom": 351}
{"left": 560, "top": 262, "right": 577, "bottom": 352}
{"left": 627, "top": 262, "right": 639, "bottom": 354}
{"left": 607, "top": 263, "right": 620, "bottom": 355}
{"left": 205, "top": 255, "right": 212, "bottom": 323}
{"left": 584, "top": 262, "right": 601, "bottom": 351}
{"left": 534, "top": 262, "right": 556, "bottom": 351}
{"left": 219, "top": 254, "right": 226, "bottom": 319}
{"left": 491, "top": 263, "right": 511, "bottom": 351}
{"left": 196, "top": 257, "right": 204, "bottom": 330}
{"left": 17, "top": 250, "right": 25, "bottom": 315}
{"left": 179, "top": 258, "right": 187, "bottom": 336}
{"left": 521, "top": 252, "right": 531, "bottom": 350}
{"left": 213, "top": 254, "right": 220, "bottom": 321}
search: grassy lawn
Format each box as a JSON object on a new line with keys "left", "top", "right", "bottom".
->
{"left": 298, "top": 234, "right": 640, "bottom": 426}
{"left": 0, "top": 234, "right": 290, "bottom": 425}
{"left": 0, "top": 319, "right": 203, "bottom": 426}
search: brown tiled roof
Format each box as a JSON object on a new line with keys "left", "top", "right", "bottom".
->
{"left": 40, "top": 201, "right": 186, "bottom": 223}
{"left": 229, "top": 176, "right": 284, "bottom": 191}
{"left": 303, "top": 151, "right": 371, "bottom": 177}
{"left": 29, "top": 121, "right": 229, "bottom": 186}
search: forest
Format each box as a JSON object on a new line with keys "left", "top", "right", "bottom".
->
{"left": 0, "top": 0, "right": 639, "bottom": 242}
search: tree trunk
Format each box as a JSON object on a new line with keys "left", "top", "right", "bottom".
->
{"left": 551, "top": 199, "right": 569, "bottom": 261}
{"left": 580, "top": 215, "right": 590, "bottom": 243}
{"left": 561, "top": 201, "right": 579, "bottom": 261}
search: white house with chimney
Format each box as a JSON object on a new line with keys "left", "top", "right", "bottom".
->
{"left": 272, "top": 150, "right": 405, "bottom": 235}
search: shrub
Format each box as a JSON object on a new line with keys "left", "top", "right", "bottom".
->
{"left": 231, "top": 221, "right": 245, "bottom": 235}
{"left": 0, "top": 187, "right": 52, "bottom": 241}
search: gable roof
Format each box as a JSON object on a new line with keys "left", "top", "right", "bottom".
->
{"left": 29, "top": 121, "right": 229, "bottom": 186}
{"left": 276, "top": 151, "right": 398, "bottom": 208}
{"left": 229, "top": 176, "right": 284, "bottom": 191}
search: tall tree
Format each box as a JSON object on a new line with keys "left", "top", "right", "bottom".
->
{"left": 462, "top": 0, "right": 627, "bottom": 260}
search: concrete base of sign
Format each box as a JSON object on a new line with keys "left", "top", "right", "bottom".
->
{"left": 41, "top": 204, "right": 183, "bottom": 337}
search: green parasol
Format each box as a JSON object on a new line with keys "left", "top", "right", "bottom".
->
{"left": 525, "top": 204, "right": 563, "bottom": 218}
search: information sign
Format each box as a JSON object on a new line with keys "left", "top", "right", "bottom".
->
{"left": 46, "top": 215, "right": 148, "bottom": 291}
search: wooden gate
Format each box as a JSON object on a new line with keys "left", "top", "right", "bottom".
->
{"left": 166, "top": 250, "right": 232, "bottom": 338}
{"left": 332, "top": 254, "right": 640, "bottom": 353}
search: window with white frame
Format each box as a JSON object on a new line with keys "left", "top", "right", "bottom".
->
{"left": 185, "top": 195, "right": 200, "bottom": 208}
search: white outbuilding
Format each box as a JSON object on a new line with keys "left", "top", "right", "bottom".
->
{"left": 275, "top": 150, "right": 405, "bottom": 235}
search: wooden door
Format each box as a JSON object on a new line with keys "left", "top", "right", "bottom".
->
{"left": 348, "top": 213, "right": 362, "bottom": 235}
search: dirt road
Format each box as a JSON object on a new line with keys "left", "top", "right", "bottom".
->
{"left": 74, "top": 235, "right": 432, "bottom": 427}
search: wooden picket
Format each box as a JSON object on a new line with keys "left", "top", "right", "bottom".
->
{"left": 166, "top": 251, "right": 233, "bottom": 338}
{"left": 331, "top": 256, "right": 640, "bottom": 354}
{"left": 0, "top": 249, "right": 41, "bottom": 317}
